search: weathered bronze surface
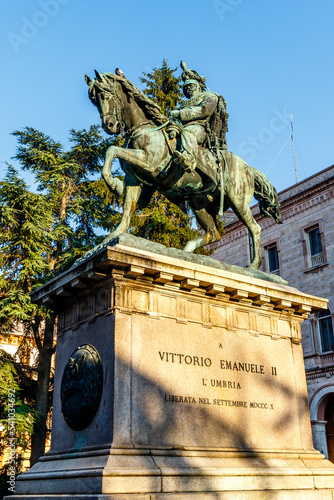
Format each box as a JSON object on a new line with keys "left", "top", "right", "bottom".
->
{"left": 85, "top": 62, "right": 281, "bottom": 269}
{"left": 169, "top": 60, "right": 228, "bottom": 173}
{"left": 60, "top": 344, "right": 103, "bottom": 431}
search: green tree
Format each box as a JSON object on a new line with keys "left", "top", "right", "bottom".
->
{"left": 0, "top": 126, "right": 119, "bottom": 466}
{"left": 140, "top": 58, "right": 183, "bottom": 115}
{"left": 131, "top": 193, "right": 203, "bottom": 251}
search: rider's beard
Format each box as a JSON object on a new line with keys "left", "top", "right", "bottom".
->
{"left": 185, "top": 87, "right": 200, "bottom": 99}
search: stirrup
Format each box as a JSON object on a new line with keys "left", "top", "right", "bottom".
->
{"left": 173, "top": 151, "right": 196, "bottom": 173}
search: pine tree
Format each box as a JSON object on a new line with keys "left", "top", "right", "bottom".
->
{"left": 0, "top": 126, "right": 120, "bottom": 466}
{"left": 140, "top": 58, "right": 183, "bottom": 115}
{"left": 131, "top": 193, "right": 201, "bottom": 250}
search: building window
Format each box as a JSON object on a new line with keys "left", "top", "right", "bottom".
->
{"left": 307, "top": 226, "right": 324, "bottom": 266}
{"left": 262, "top": 240, "right": 281, "bottom": 275}
{"left": 318, "top": 309, "right": 334, "bottom": 353}
{"left": 267, "top": 245, "right": 279, "bottom": 274}
{"left": 301, "top": 221, "right": 327, "bottom": 271}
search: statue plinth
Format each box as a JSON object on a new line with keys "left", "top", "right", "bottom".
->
{"left": 10, "top": 235, "right": 334, "bottom": 499}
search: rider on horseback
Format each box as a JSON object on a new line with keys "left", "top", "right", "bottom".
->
{"left": 169, "top": 62, "right": 228, "bottom": 173}
{"left": 86, "top": 67, "right": 281, "bottom": 266}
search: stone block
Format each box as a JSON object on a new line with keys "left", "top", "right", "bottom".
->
{"left": 9, "top": 236, "right": 334, "bottom": 498}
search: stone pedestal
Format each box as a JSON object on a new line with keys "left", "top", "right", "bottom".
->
{"left": 10, "top": 235, "right": 334, "bottom": 498}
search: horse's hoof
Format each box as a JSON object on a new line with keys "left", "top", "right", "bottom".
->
{"left": 183, "top": 242, "right": 196, "bottom": 253}
{"left": 246, "top": 263, "right": 260, "bottom": 270}
{"left": 102, "top": 231, "right": 122, "bottom": 244}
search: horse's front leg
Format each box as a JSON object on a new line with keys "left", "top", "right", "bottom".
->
{"left": 103, "top": 184, "right": 142, "bottom": 243}
{"left": 102, "top": 146, "right": 151, "bottom": 197}
{"left": 102, "top": 146, "right": 125, "bottom": 197}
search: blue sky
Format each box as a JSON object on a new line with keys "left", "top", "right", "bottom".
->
{"left": 1, "top": 0, "right": 334, "bottom": 192}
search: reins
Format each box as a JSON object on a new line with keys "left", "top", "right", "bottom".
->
{"left": 126, "top": 120, "right": 169, "bottom": 141}
{"left": 124, "top": 120, "right": 177, "bottom": 157}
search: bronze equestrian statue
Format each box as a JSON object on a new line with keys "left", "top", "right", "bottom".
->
{"left": 85, "top": 62, "right": 281, "bottom": 270}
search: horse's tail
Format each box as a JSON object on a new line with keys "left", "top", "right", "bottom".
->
{"left": 251, "top": 167, "right": 282, "bottom": 224}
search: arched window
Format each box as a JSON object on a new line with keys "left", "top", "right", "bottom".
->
{"left": 324, "top": 397, "right": 334, "bottom": 463}
{"left": 318, "top": 309, "right": 334, "bottom": 353}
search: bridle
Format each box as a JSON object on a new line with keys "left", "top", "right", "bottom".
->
{"left": 94, "top": 77, "right": 125, "bottom": 133}
{"left": 91, "top": 74, "right": 169, "bottom": 140}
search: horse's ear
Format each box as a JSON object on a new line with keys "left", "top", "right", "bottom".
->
{"left": 94, "top": 70, "right": 104, "bottom": 82}
{"left": 85, "top": 74, "right": 91, "bottom": 85}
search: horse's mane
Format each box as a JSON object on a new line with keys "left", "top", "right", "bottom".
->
{"left": 91, "top": 73, "right": 168, "bottom": 126}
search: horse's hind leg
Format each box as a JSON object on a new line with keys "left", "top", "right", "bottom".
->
{"left": 229, "top": 201, "right": 262, "bottom": 269}
{"left": 183, "top": 206, "right": 220, "bottom": 253}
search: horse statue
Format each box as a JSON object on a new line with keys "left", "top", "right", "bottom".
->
{"left": 85, "top": 70, "right": 281, "bottom": 270}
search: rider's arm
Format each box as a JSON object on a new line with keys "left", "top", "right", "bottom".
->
{"left": 179, "top": 93, "right": 218, "bottom": 122}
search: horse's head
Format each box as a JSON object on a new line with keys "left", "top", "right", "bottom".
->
{"left": 85, "top": 71, "right": 122, "bottom": 135}
{"left": 259, "top": 199, "right": 283, "bottom": 224}
{"left": 86, "top": 70, "right": 168, "bottom": 136}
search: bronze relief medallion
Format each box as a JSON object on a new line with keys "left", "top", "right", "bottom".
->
{"left": 61, "top": 344, "right": 103, "bottom": 431}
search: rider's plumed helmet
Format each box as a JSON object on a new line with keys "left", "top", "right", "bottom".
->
{"left": 180, "top": 61, "right": 207, "bottom": 92}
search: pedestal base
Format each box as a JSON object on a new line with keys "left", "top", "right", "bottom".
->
{"left": 9, "top": 236, "right": 334, "bottom": 499}
{"left": 11, "top": 448, "right": 334, "bottom": 499}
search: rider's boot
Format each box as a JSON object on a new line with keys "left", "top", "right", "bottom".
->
{"left": 173, "top": 150, "right": 197, "bottom": 173}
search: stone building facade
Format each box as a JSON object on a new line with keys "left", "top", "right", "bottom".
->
{"left": 212, "top": 164, "right": 334, "bottom": 461}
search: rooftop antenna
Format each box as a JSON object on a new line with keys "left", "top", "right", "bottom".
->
{"left": 291, "top": 115, "right": 298, "bottom": 183}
